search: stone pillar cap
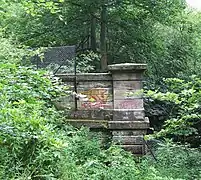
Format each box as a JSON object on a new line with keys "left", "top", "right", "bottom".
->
{"left": 108, "top": 63, "right": 147, "bottom": 71}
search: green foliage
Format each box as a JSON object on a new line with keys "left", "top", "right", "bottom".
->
{"left": 76, "top": 51, "right": 100, "bottom": 72}
{"left": 140, "top": 141, "right": 201, "bottom": 180}
{"left": 0, "top": 60, "right": 200, "bottom": 179}
{"left": 59, "top": 132, "right": 201, "bottom": 180}
{"left": 0, "top": 34, "right": 26, "bottom": 64}
{"left": 1, "top": 1, "right": 201, "bottom": 179}
{"left": 0, "top": 61, "right": 69, "bottom": 179}
{"left": 0, "top": 0, "right": 190, "bottom": 74}
{"left": 145, "top": 76, "right": 201, "bottom": 146}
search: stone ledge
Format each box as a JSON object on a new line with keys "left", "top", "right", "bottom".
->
{"left": 65, "top": 119, "right": 108, "bottom": 129}
{"left": 108, "top": 117, "right": 149, "bottom": 130}
{"left": 108, "top": 63, "right": 147, "bottom": 72}
{"left": 56, "top": 73, "right": 112, "bottom": 82}
{"left": 65, "top": 110, "right": 113, "bottom": 120}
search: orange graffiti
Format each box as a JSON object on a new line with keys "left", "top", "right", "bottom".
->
{"left": 81, "top": 88, "right": 108, "bottom": 103}
{"left": 80, "top": 88, "right": 111, "bottom": 109}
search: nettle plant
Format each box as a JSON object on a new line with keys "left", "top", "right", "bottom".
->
{"left": 144, "top": 76, "right": 201, "bottom": 146}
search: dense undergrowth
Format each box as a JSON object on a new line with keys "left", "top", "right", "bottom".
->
{"left": 0, "top": 36, "right": 200, "bottom": 180}
{"left": 145, "top": 77, "right": 201, "bottom": 147}
{"left": 0, "top": 63, "right": 200, "bottom": 179}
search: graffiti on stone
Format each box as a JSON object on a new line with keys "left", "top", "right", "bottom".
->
{"left": 117, "top": 99, "right": 143, "bottom": 109}
{"left": 79, "top": 88, "right": 112, "bottom": 109}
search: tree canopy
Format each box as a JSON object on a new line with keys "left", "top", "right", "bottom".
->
{"left": 2, "top": 0, "right": 196, "bottom": 74}
{"left": 1, "top": 0, "right": 201, "bottom": 179}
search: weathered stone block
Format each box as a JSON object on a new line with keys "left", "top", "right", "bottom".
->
{"left": 112, "top": 109, "right": 144, "bottom": 121}
{"left": 112, "top": 130, "right": 147, "bottom": 136}
{"left": 77, "top": 81, "right": 112, "bottom": 88}
{"left": 113, "top": 135, "right": 144, "bottom": 145}
{"left": 109, "top": 118, "right": 149, "bottom": 130}
{"left": 77, "top": 101, "right": 113, "bottom": 110}
{"left": 114, "top": 89, "right": 143, "bottom": 100}
{"left": 111, "top": 72, "right": 143, "bottom": 81}
{"left": 77, "top": 87, "right": 112, "bottom": 94}
{"left": 66, "top": 110, "right": 113, "bottom": 120}
{"left": 114, "top": 99, "right": 143, "bottom": 109}
{"left": 113, "top": 81, "right": 142, "bottom": 90}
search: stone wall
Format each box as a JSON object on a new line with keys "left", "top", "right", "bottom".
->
{"left": 55, "top": 63, "right": 149, "bottom": 155}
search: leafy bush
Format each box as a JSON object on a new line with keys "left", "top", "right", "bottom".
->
{"left": 0, "top": 35, "right": 27, "bottom": 64}
{"left": 59, "top": 131, "right": 201, "bottom": 180}
{"left": 0, "top": 28, "right": 200, "bottom": 180}
{"left": 76, "top": 51, "right": 100, "bottom": 72}
{"left": 145, "top": 76, "right": 201, "bottom": 146}
{"left": 0, "top": 62, "right": 69, "bottom": 179}
{"left": 59, "top": 128, "right": 140, "bottom": 180}
{"left": 140, "top": 141, "right": 201, "bottom": 180}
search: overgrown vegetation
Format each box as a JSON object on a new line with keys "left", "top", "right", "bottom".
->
{"left": 0, "top": 0, "right": 201, "bottom": 179}
{"left": 0, "top": 33, "right": 200, "bottom": 180}
{"left": 1, "top": 0, "right": 198, "bottom": 74}
{"left": 145, "top": 76, "right": 201, "bottom": 147}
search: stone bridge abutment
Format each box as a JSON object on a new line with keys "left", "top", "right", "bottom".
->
{"left": 55, "top": 63, "right": 149, "bottom": 155}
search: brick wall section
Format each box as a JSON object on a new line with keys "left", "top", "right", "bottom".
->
{"left": 55, "top": 63, "right": 149, "bottom": 155}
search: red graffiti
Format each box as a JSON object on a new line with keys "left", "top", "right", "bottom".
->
{"left": 119, "top": 100, "right": 142, "bottom": 109}
{"left": 81, "top": 102, "right": 112, "bottom": 109}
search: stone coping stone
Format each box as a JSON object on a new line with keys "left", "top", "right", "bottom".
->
{"left": 56, "top": 73, "right": 112, "bottom": 81}
{"left": 65, "top": 119, "right": 108, "bottom": 129}
{"left": 108, "top": 63, "right": 147, "bottom": 71}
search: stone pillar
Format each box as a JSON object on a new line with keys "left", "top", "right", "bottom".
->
{"left": 108, "top": 63, "right": 149, "bottom": 155}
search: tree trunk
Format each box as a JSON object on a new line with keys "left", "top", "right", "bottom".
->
{"left": 100, "top": 3, "right": 108, "bottom": 71}
{"left": 90, "top": 14, "right": 97, "bottom": 52}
